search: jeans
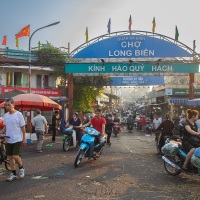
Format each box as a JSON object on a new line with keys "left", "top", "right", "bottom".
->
{"left": 52, "top": 127, "right": 56, "bottom": 142}
{"left": 106, "top": 131, "right": 112, "bottom": 143}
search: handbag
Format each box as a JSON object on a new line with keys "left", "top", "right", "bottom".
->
{"left": 189, "top": 136, "right": 200, "bottom": 147}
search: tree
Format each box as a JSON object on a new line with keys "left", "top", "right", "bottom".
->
{"left": 34, "top": 43, "right": 67, "bottom": 86}
{"left": 34, "top": 43, "right": 110, "bottom": 111}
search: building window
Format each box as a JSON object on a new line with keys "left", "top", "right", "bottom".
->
{"left": 14, "top": 72, "right": 24, "bottom": 86}
{"left": 43, "top": 75, "right": 49, "bottom": 88}
{"left": 36, "top": 74, "right": 49, "bottom": 88}
{"left": 36, "top": 75, "right": 42, "bottom": 88}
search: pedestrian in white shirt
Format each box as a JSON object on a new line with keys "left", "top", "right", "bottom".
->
{"left": 153, "top": 115, "right": 162, "bottom": 129}
{"left": 0, "top": 98, "right": 26, "bottom": 181}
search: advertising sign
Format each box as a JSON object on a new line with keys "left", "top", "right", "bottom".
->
{"left": 65, "top": 63, "right": 199, "bottom": 74}
{"left": 73, "top": 35, "right": 191, "bottom": 58}
{"left": 4, "top": 49, "right": 37, "bottom": 61}
{"left": 1, "top": 86, "right": 61, "bottom": 97}
{"left": 166, "top": 88, "right": 200, "bottom": 96}
{"left": 110, "top": 76, "right": 164, "bottom": 86}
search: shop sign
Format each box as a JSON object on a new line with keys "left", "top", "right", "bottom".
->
{"left": 1, "top": 86, "right": 61, "bottom": 97}
{"left": 166, "top": 88, "right": 200, "bottom": 96}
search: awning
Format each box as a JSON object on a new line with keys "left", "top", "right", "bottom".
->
{"left": 187, "top": 99, "right": 200, "bottom": 106}
{"left": 169, "top": 97, "right": 188, "bottom": 105}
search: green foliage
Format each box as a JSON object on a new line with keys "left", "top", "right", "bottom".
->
{"left": 73, "top": 86, "right": 103, "bottom": 112}
{"left": 34, "top": 43, "right": 111, "bottom": 112}
{"left": 34, "top": 43, "right": 67, "bottom": 86}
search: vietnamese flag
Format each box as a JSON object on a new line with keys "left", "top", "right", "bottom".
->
{"left": 2, "top": 35, "right": 6, "bottom": 45}
{"left": 16, "top": 25, "right": 30, "bottom": 38}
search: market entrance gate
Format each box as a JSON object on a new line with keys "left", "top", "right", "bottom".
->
{"left": 65, "top": 31, "right": 200, "bottom": 117}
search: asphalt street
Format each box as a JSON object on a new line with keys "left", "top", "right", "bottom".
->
{"left": 1, "top": 128, "right": 200, "bottom": 200}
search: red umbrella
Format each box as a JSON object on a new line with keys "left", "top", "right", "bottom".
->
{"left": 0, "top": 93, "right": 62, "bottom": 111}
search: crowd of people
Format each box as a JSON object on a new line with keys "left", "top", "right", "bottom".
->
{"left": 1, "top": 97, "right": 200, "bottom": 182}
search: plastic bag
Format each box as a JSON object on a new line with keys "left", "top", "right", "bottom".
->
{"left": 194, "top": 147, "right": 200, "bottom": 158}
{"left": 161, "top": 143, "right": 178, "bottom": 156}
{"left": 191, "top": 154, "right": 200, "bottom": 168}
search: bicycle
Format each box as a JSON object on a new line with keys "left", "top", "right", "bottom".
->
{"left": 0, "top": 135, "right": 11, "bottom": 171}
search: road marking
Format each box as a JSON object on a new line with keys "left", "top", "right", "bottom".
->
{"left": 123, "top": 143, "right": 133, "bottom": 153}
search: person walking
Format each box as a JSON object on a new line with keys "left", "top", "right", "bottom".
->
{"left": 32, "top": 109, "right": 48, "bottom": 153}
{"left": 105, "top": 114, "right": 114, "bottom": 145}
{"left": 0, "top": 98, "right": 26, "bottom": 181}
{"left": 52, "top": 110, "right": 59, "bottom": 142}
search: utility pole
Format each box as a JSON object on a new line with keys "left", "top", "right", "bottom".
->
{"left": 188, "top": 40, "right": 196, "bottom": 100}
{"left": 67, "top": 42, "right": 74, "bottom": 120}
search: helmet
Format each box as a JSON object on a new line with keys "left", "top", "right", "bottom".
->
{"left": 73, "top": 112, "right": 78, "bottom": 117}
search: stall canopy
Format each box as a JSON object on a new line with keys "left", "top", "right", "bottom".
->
{"left": 187, "top": 99, "right": 200, "bottom": 106}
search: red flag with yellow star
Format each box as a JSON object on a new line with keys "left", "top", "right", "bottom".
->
{"left": 16, "top": 25, "right": 30, "bottom": 38}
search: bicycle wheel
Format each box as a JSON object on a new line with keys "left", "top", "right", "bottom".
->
{"left": 4, "top": 156, "right": 11, "bottom": 171}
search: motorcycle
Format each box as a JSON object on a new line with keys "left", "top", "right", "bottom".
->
{"left": 113, "top": 123, "right": 121, "bottom": 136}
{"left": 162, "top": 136, "right": 200, "bottom": 176}
{"left": 62, "top": 126, "right": 77, "bottom": 151}
{"left": 145, "top": 122, "right": 153, "bottom": 135}
{"left": 74, "top": 127, "right": 106, "bottom": 167}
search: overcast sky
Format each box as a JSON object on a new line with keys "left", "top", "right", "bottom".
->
{"left": 1, "top": 0, "right": 200, "bottom": 53}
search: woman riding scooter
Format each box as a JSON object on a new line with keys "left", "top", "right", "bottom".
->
{"left": 182, "top": 109, "right": 200, "bottom": 170}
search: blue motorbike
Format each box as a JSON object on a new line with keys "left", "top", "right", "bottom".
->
{"left": 162, "top": 136, "right": 200, "bottom": 176}
{"left": 74, "top": 127, "right": 106, "bottom": 167}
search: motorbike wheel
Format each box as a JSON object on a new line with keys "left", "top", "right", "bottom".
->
{"left": 4, "top": 156, "right": 11, "bottom": 171}
{"left": 163, "top": 155, "right": 181, "bottom": 176}
{"left": 74, "top": 150, "right": 85, "bottom": 168}
{"left": 63, "top": 137, "right": 71, "bottom": 152}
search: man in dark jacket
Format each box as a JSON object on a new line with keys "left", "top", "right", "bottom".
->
{"left": 52, "top": 111, "right": 59, "bottom": 142}
{"left": 105, "top": 114, "right": 114, "bottom": 145}
{"left": 156, "top": 113, "right": 175, "bottom": 154}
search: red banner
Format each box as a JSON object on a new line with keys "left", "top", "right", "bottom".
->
{"left": 1, "top": 86, "right": 61, "bottom": 97}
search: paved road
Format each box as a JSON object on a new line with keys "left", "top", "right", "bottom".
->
{"left": 1, "top": 129, "right": 200, "bottom": 200}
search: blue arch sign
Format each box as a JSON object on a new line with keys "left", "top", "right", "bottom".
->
{"left": 73, "top": 35, "right": 191, "bottom": 58}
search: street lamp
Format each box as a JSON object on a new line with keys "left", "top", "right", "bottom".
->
{"left": 28, "top": 21, "right": 60, "bottom": 93}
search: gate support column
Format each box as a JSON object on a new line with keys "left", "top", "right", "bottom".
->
{"left": 188, "top": 73, "right": 194, "bottom": 100}
{"left": 68, "top": 73, "right": 73, "bottom": 119}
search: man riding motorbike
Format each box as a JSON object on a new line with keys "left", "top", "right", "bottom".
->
{"left": 127, "top": 115, "right": 134, "bottom": 132}
{"left": 156, "top": 113, "right": 174, "bottom": 154}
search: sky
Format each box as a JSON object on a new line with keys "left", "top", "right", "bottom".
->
{"left": 1, "top": 0, "right": 200, "bottom": 53}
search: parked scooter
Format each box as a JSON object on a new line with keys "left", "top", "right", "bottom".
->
{"left": 62, "top": 126, "right": 77, "bottom": 151}
{"left": 113, "top": 123, "right": 121, "bottom": 136}
{"left": 74, "top": 127, "right": 106, "bottom": 167}
{"left": 162, "top": 136, "right": 200, "bottom": 176}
